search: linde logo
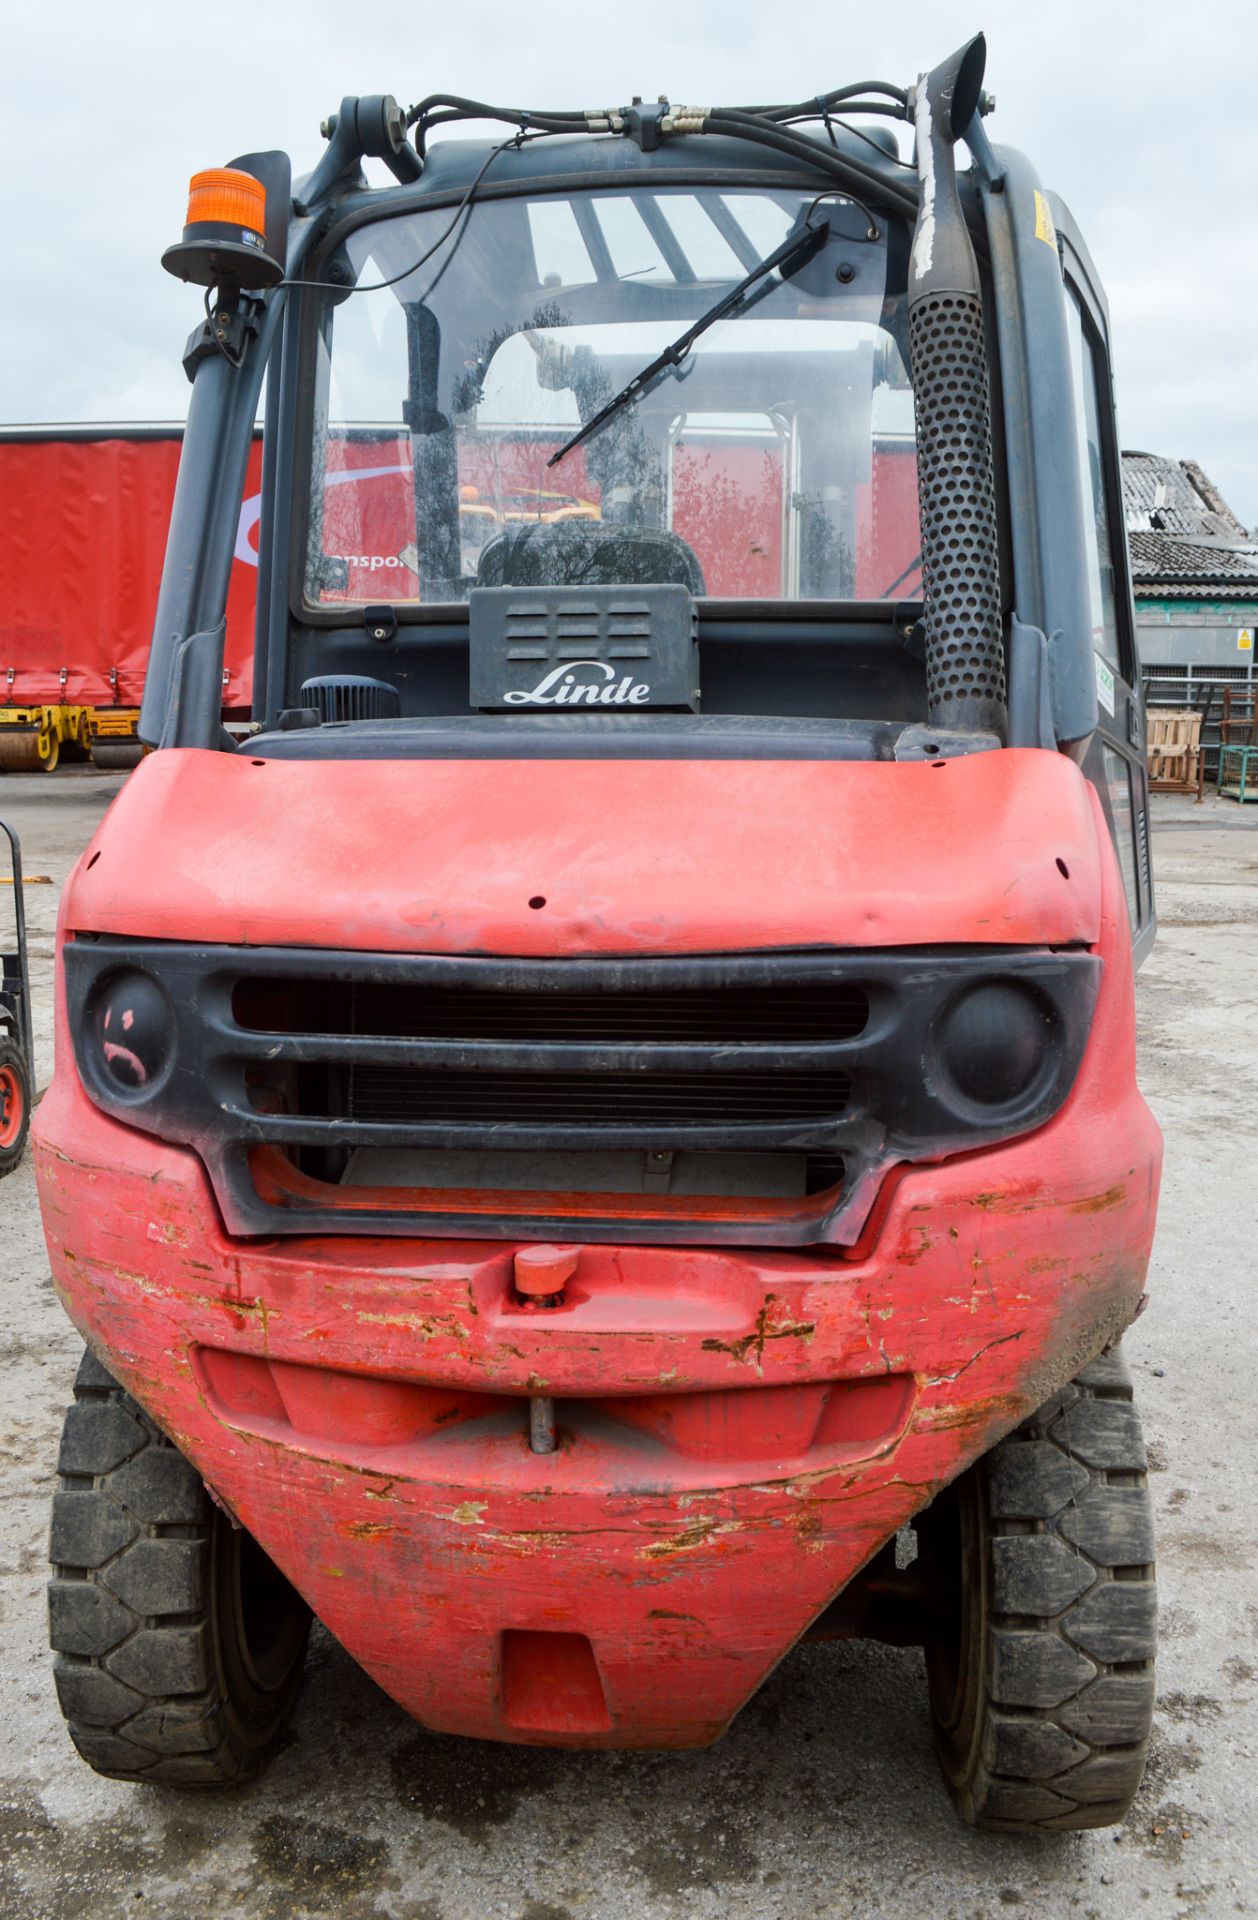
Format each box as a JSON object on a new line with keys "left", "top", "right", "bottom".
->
{"left": 503, "top": 660, "right": 651, "bottom": 707}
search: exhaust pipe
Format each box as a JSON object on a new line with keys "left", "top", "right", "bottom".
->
{"left": 907, "top": 35, "right": 1006, "bottom": 738}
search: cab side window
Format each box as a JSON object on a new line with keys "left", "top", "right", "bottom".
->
{"left": 1102, "top": 744, "right": 1143, "bottom": 933}
{"left": 1065, "top": 291, "right": 1121, "bottom": 672}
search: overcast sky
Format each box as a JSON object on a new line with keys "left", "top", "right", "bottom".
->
{"left": 6, "top": 0, "right": 1257, "bottom": 526}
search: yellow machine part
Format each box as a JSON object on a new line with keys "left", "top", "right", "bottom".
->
{"left": 91, "top": 708, "right": 141, "bottom": 741}
{"left": 88, "top": 709, "right": 147, "bottom": 770}
{"left": 0, "top": 706, "right": 91, "bottom": 773}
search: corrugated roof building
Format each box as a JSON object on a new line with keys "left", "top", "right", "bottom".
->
{"left": 1121, "top": 454, "right": 1256, "bottom": 760}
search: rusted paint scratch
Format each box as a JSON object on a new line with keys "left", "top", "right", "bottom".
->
{"left": 638, "top": 1513, "right": 759, "bottom": 1559}
{"left": 447, "top": 1500, "right": 488, "bottom": 1526}
{"left": 924, "top": 1329, "right": 1025, "bottom": 1385}
{"left": 700, "top": 1296, "right": 816, "bottom": 1372}
{"left": 357, "top": 1310, "right": 468, "bottom": 1339}
{"left": 1068, "top": 1185, "right": 1126, "bottom": 1216}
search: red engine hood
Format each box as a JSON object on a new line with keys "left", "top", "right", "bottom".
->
{"left": 67, "top": 746, "right": 1101, "bottom": 955}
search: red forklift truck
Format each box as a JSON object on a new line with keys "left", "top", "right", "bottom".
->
{"left": 35, "top": 37, "right": 1161, "bottom": 1831}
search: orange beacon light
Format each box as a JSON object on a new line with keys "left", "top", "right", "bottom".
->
{"left": 162, "top": 166, "right": 284, "bottom": 290}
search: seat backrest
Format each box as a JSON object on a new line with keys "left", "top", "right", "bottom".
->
{"left": 476, "top": 521, "right": 706, "bottom": 595}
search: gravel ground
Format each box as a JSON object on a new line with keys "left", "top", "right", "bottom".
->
{"left": 0, "top": 769, "right": 1255, "bottom": 1920}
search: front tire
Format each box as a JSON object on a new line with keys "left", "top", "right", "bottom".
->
{"left": 0, "top": 1038, "right": 30, "bottom": 1175}
{"left": 922, "top": 1345, "right": 1157, "bottom": 1832}
{"left": 48, "top": 1349, "right": 311, "bottom": 1784}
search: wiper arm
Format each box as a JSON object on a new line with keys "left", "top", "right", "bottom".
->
{"left": 547, "top": 214, "right": 830, "bottom": 468}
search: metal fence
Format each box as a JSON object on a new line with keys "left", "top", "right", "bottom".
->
{"left": 1141, "top": 659, "right": 1256, "bottom": 780}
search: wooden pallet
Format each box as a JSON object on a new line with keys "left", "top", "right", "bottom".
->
{"left": 1148, "top": 710, "right": 1202, "bottom": 794}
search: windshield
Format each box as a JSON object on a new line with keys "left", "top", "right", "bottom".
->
{"left": 304, "top": 184, "right": 922, "bottom": 607}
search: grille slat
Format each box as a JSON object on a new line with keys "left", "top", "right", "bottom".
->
{"left": 346, "top": 1066, "right": 851, "bottom": 1128}
{"left": 236, "top": 1033, "right": 857, "bottom": 1072}
{"left": 236, "top": 979, "right": 869, "bottom": 1047}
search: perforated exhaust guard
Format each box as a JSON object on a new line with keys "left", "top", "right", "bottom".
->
{"left": 907, "top": 37, "right": 1006, "bottom": 739}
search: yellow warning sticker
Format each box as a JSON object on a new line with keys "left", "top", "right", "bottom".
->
{"left": 1239, "top": 628, "right": 1254, "bottom": 652}
{"left": 1034, "top": 190, "right": 1058, "bottom": 249}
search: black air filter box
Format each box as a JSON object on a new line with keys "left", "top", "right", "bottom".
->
{"left": 298, "top": 675, "right": 401, "bottom": 723}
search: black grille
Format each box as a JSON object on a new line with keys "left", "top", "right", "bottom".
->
{"left": 65, "top": 939, "right": 1103, "bottom": 1245}
{"left": 235, "top": 977, "right": 869, "bottom": 1046}
{"left": 344, "top": 1065, "right": 851, "bottom": 1128}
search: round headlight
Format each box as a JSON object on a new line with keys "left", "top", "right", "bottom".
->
{"left": 936, "top": 979, "right": 1055, "bottom": 1110}
{"left": 89, "top": 969, "right": 176, "bottom": 1098}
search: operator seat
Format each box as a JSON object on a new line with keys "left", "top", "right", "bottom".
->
{"left": 476, "top": 521, "right": 705, "bottom": 594}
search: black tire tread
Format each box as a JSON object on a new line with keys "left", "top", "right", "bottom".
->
{"left": 955, "top": 1345, "right": 1157, "bottom": 1832}
{"left": 48, "top": 1349, "right": 305, "bottom": 1784}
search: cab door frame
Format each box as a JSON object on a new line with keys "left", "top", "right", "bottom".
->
{"left": 1051, "top": 195, "right": 1155, "bottom": 966}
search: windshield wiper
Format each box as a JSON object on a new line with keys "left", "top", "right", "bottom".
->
{"left": 547, "top": 214, "right": 831, "bottom": 468}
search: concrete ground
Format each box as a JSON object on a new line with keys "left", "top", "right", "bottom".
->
{"left": 0, "top": 768, "right": 1255, "bottom": 1920}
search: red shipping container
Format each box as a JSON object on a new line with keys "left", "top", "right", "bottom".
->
{"left": 0, "top": 430, "right": 262, "bottom": 715}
